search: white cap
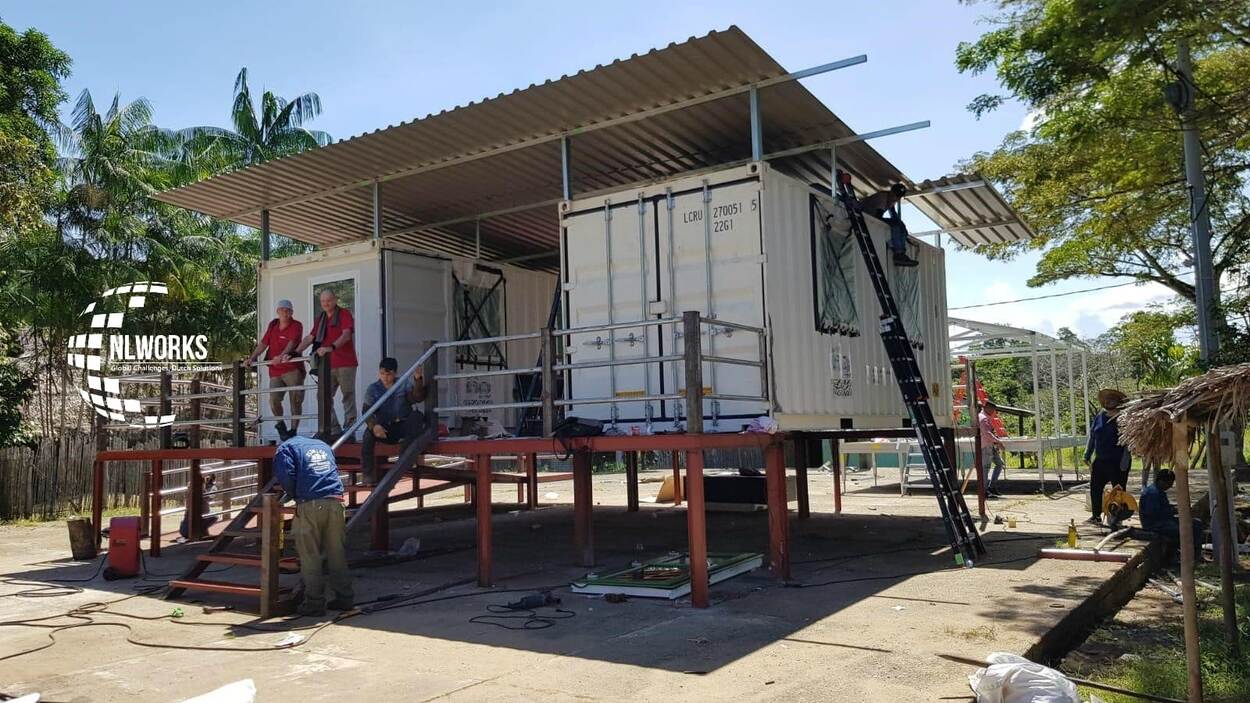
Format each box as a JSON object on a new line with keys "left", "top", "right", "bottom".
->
{"left": 276, "top": 299, "right": 294, "bottom": 311}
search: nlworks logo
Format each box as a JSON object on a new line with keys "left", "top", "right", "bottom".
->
{"left": 68, "top": 281, "right": 214, "bottom": 428}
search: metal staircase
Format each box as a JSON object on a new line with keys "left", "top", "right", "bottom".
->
{"left": 834, "top": 170, "right": 985, "bottom": 565}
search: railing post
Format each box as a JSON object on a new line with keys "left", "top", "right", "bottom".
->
{"left": 260, "top": 492, "right": 280, "bottom": 619}
{"left": 158, "top": 370, "right": 172, "bottom": 450}
{"left": 139, "top": 472, "right": 151, "bottom": 539}
{"left": 682, "top": 311, "right": 704, "bottom": 434}
{"left": 317, "top": 352, "right": 332, "bottom": 439}
{"left": 422, "top": 340, "right": 438, "bottom": 424}
{"left": 232, "top": 360, "right": 245, "bottom": 447}
{"left": 189, "top": 378, "right": 204, "bottom": 540}
{"left": 92, "top": 414, "right": 107, "bottom": 548}
{"left": 541, "top": 327, "right": 555, "bottom": 437}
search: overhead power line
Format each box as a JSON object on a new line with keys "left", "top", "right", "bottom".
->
{"left": 949, "top": 272, "right": 1196, "bottom": 310}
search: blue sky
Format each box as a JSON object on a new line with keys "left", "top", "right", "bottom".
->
{"left": 8, "top": 0, "right": 1177, "bottom": 339}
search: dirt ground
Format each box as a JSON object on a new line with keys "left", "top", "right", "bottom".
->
{"left": 1, "top": 466, "right": 1136, "bottom": 702}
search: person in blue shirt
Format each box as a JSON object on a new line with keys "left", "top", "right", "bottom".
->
{"left": 360, "top": 357, "right": 428, "bottom": 484}
{"left": 273, "top": 435, "right": 352, "bottom": 616}
{"left": 1139, "top": 468, "right": 1203, "bottom": 561}
{"left": 1083, "top": 389, "right": 1130, "bottom": 524}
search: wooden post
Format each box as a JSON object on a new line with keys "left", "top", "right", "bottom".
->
{"left": 685, "top": 448, "right": 709, "bottom": 608}
{"left": 682, "top": 311, "right": 704, "bottom": 434}
{"left": 139, "top": 472, "right": 151, "bottom": 539}
{"left": 232, "top": 360, "right": 246, "bottom": 447}
{"left": 831, "top": 437, "right": 842, "bottom": 515}
{"left": 625, "top": 451, "right": 639, "bottom": 512}
{"left": 475, "top": 454, "right": 492, "bottom": 586}
{"left": 573, "top": 448, "right": 593, "bottom": 566}
{"left": 149, "top": 459, "right": 162, "bottom": 556}
{"left": 765, "top": 442, "right": 790, "bottom": 580}
{"left": 317, "top": 353, "right": 332, "bottom": 439}
{"left": 1172, "top": 419, "right": 1204, "bottom": 703}
{"left": 671, "top": 452, "right": 683, "bottom": 505}
{"left": 189, "top": 379, "right": 204, "bottom": 540}
{"left": 526, "top": 452, "right": 539, "bottom": 509}
{"left": 91, "top": 415, "right": 107, "bottom": 548}
{"left": 259, "top": 492, "right": 280, "bottom": 619}
{"left": 541, "top": 327, "right": 556, "bottom": 437}
{"left": 371, "top": 482, "right": 390, "bottom": 553}
{"left": 1207, "top": 422, "right": 1240, "bottom": 656}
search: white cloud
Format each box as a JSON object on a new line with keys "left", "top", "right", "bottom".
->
{"left": 955, "top": 278, "right": 1177, "bottom": 339}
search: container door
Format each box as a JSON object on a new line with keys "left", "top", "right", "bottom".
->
{"left": 656, "top": 178, "right": 767, "bottom": 428}
{"left": 562, "top": 197, "right": 662, "bottom": 427}
{"left": 383, "top": 250, "right": 449, "bottom": 423}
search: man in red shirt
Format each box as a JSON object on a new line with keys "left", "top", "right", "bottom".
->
{"left": 289, "top": 289, "right": 359, "bottom": 442}
{"left": 245, "top": 300, "right": 305, "bottom": 441}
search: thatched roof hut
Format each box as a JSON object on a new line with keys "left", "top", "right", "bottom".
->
{"left": 1117, "top": 362, "right": 1250, "bottom": 464}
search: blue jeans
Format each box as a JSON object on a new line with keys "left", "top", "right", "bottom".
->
{"left": 1149, "top": 518, "right": 1203, "bottom": 561}
{"left": 886, "top": 218, "right": 908, "bottom": 254}
{"left": 982, "top": 445, "right": 1005, "bottom": 491}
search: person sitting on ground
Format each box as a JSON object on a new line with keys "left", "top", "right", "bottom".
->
{"left": 858, "top": 183, "right": 919, "bottom": 267}
{"left": 360, "top": 357, "right": 428, "bottom": 484}
{"left": 978, "top": 400, "right": 1008, "bottom": 498}
{"left": 1083, "top": 388, "right": 1130, "bottom": 525}
{"left": 1139, "top": 468, "right": 1203, "bottom": 561}
{"left": 273, "top": 435, "right": 352, "bottom": 617}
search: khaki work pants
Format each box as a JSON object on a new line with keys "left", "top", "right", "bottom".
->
{"left": 326, "top": 366, "right": 357, "bottom": 435}
{"left": 269, "top": 369, "right": 305, "bottom": 435}
{"left": 293, "top": 498, "right": 353, "bottom": 607}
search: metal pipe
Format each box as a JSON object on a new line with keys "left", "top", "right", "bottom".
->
{"left": 701, "top": 180, "right": 718, "bottom": 427}
{"left": 435, "top": 400, "right": 543, "bottom": 413}
{"left": 666, "top": 188, "right": 682, "bottom": 425}
{"left": 556, "top": 393, "right": 684, "bottom": 407}
{"left": 1031, "top": 332, "right": 1042, "bottom": 487}
{"left": 749, "top": 86, "right": 762, "bottom": 161}
{"left": 372, "top": 182, "right": 381, "bottom": 239}
{"left": 1095, "top": 527, "right": 1133, "bottom": 552}
{"left": 555, "top": 354, "right": 684, "bottom": 372}
{"left": 560, "top": 135, "right": 572, "bottom": 201}
{"left": 553, "top": 317, "right": 680, "bottom": 336}
{"left": 435, "top": 366, "right": 541, "bottom": 381}
{"left": 331, "top": 343, "right": 438, "bottom": 451}
{"left": 698, "top": 317, "right": 765, "bottom": 334}
{"left": 700, "top": 355, "right": 764, "bottom": 368}
{"left": 1038, "top": 548, "right": 1132, "bottom": 563}
{"left": 604, "top": 200, "right": 618, "bottom": 426}
{"left": 638, "top": 194, "right": 653, "bottom": 428}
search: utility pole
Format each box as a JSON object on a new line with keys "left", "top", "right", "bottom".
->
{"left": 1168, "top": 36, "right": 1240, "bottom": 658}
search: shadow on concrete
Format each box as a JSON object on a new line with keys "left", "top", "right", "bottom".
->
{"left": 1, "top": 500, "right": 1072, "bottom": 674}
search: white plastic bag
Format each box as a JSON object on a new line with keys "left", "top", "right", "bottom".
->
{"left": 968, "top": 652, "right": 1078, "bottom": 703}
{"left": 180, "top": 679, "right": 257, "bottom": 703}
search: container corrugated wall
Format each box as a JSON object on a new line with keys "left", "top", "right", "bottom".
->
{"left": 761, "top": 167, "right": 950, "bottom": 429}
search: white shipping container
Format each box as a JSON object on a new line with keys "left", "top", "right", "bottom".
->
{"left": 257, "top": 241, "right": 555, "bottom": 441}
{"left": 559, "top": 162, "right": 950, "bottom": 432}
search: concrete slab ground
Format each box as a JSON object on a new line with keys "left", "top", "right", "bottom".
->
{"left": 0, "top": 467, "right": 1137, "bottom": 702}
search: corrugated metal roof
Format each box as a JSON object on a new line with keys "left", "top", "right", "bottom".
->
{"left": 154, "top": 26, "right": 1028, "bottom": 265}
{"left": 908, "top": 174, "right": 1035, "bottom": 247}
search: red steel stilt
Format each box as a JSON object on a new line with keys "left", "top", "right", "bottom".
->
{"left": 671, "top": 452, "right": 682, "bottom": 505}
{"left": 475, "top": 454, "right": 492, "bottom": 586}
{"left": 764, "top": 443, "right": 790, "bottom": 579}
{"left": 573, "top": 449, "right": 594, "bottom": 566}
{"left": 685, "top": 449, "right": 709, "bottom": 608}
{"left": 832, "top": 438, "right": 842, "bottom": 515}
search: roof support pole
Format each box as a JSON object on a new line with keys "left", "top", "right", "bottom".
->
{"left": 1067, "top": 348, "right": 1078, "bottom": 479}
{"left": 749, "top": 86, "right": 762, "bottom": 161}
{"left": 260, "top": 209, "right": 271, "bottom": 261}
{"left": 474, "top": 218, "right": 482, "bottom": 260}
{"left": 1080, "top": 350, "right": 1090, "bottom": 433}
{"left": 561, "top": 135, "right": 572, "bottom": 201}
{"left": 1050, "top": 347, "right": 1062, "bottom": 480}
{"left": 828, "top": 144, "right": 837, "bottom": 189}
{"left": 1031, "top": 333, "right": 1042, "bottom": 488}
{"left": 371, "top": 181, "right": 381, "bottom": 239}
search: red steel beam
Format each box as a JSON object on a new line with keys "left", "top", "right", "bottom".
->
{"left": 764, "top": 443, "right": 790, "bottom": 580}
{"left": 625, "top": 451, "right": 639, "bottom": 512}
{"left": 149, "top": 459, "right": 163, "bottom": 557}
{"left": 573, "top": 449, "right": 593, "bottom": 567}
{"left": 526, "top": 452, "right": 538, "bottom": 510}
{"left": 475, "top": 454, "right": 493, "bottom": 586}
{"left": 671, "top": 452, "right": 683, "bottom": 506}
{"left": 685, "top": 449, "right": 709, "bottom": 608}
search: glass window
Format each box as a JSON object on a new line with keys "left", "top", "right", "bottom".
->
{"left": 810, "top": 195, "right": 859, "bottom": 336}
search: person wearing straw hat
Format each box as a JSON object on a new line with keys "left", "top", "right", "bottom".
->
{"left": 245, "top": 300, "right": 305, "bottom": 441}
{"left": 1083, "top": 388, "right": 1130, "bottom": 525}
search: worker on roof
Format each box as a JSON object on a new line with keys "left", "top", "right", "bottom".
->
{"left": 859, "top": 183, "right": 919, "bottom": 268}
{"left": 978, "top": 400, "right": 1007, "bottom": 499}
{"left": 273, "top": 434, "right": 353, "bottom": 617}
{"left": 360, "top": 357, "right": 429, "bottom": 484}
{"left": 287, "top": 289, "right": 359, "bottom": 443}
{"left": 1139, "top": 468, "right": 1203, "bottom": 561}
{"left": 246, "top": 299, "right": 305, "bottom": 441}
{"left": 1083, "top": 388, "right": 1131, "bottom": 525}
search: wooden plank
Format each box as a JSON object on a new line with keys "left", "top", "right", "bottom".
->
{"left": 526, "top": 452, "right": 539, "bottom": 509}
{"left": 149, "top": 459, "right": 162, "bottom": 557}
{"left": 475, "top": 454, "right": 492, "bottom": 586}
{"left": 685, "top": 449, "right": 709, "bottom": 608}
{"left": 671, "top": 452, "right": 683, "bottom": 506}
{"left": 573, "top": 449, "right": 593, "bottom": 567}
{"left": 260, "top": 493, "right": 280, "bottom": 618}
{"left": 170, "top": 579, "right": 263, "bottom": 597}
{"left": 765, "top": 442, "right": 790, "bottom": 580}
{"left": 625, "top": 451, "right": 639, "bottom": 512}
{"left": 832, "top": 438, "right": 842, "bottom": 515}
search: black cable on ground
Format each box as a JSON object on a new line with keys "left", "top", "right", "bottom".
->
{"left": 0, "top": 555, "right": 109, "bottom": 598}
{"left": 468, "top": 605, "right": 576, "bottom": 630}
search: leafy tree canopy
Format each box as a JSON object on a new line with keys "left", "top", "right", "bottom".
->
{"left": 954, "top": 0, "right": 1250, "bottom": 312}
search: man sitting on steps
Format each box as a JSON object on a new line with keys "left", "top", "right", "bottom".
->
{"left": 360, "top": 357, "right": 428, "bottom": 485}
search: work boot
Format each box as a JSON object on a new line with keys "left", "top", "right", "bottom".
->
{"left": 892, "top": 252, "right": 920, "bottom": 267}
{"left": 327, "top": 597, "right": 354, "bottom": 611}
{"left": 297, "top": 600, "right": 326, "bottom": 617}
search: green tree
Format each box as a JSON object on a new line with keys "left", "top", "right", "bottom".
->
{"left": 1107, "top": 309, "right": 1198, "bottom": 388}
{"left": 190, "top": 67, "right": 330, "bottom": 171}
{"left": 954, "top": 1, "right": 1250, "bottom": 323}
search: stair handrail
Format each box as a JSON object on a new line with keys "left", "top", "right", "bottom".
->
{"left": 330, "top": 344, "right": 439, "bottom": 451}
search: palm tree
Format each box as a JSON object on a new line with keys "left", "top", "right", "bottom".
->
{"left": 188, "top": 68, "right": 330, "bottom": 171}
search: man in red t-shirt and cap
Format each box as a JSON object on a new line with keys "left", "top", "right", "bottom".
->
{"left": 289, "top": 289, "right": 359, "bottom": 442}
{"left": 245, "top": 299, "right": 305, "bottom": 441}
